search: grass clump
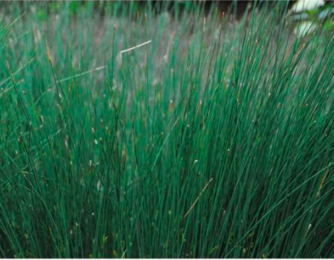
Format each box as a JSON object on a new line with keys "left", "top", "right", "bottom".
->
{"left": 1, "top": 1, "right": 334, "bottom": 258}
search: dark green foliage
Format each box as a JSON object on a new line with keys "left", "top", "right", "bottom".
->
{"left": 0, "top": 2, "right": 334, "bottom": 258}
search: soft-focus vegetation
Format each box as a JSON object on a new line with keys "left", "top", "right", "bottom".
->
{"left": 1, "top": 1, "right": 334, "bottom": 258}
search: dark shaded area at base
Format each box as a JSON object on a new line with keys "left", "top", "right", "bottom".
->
{"left": 149, "top": 1, "right": 295, "bottom": 17}
{"left": 0, "top": 1, "right": 295, "bottom": 19}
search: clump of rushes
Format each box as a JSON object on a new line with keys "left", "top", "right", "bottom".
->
{"left": 0, "top": 1, "right": 334, "bottom": 258}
